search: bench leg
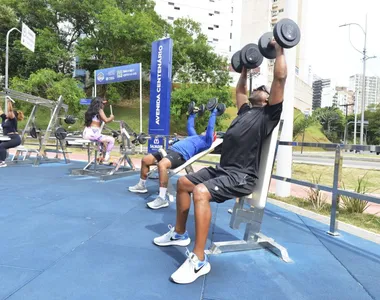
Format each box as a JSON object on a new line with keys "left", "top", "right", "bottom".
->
{"left": 206, "top": 199, "right": 292, "bottom": 263}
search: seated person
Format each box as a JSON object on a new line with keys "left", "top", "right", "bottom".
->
{"left": 153, "top": 40, "right": 287, "bottom": 284}
{"left": 0, "top": 101, "right": 24, "bottom": 167}
{"left": 83, "top": 97, "right": 115, "bottom": 162}
{"left": 129, "top": 108, "right": 218, "bottom": 210}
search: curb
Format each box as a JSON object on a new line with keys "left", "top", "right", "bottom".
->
{"left": 267, "top": 198, "right": 380, "bottom": 245}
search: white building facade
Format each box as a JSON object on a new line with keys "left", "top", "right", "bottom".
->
{"left": 153, "top": 0, "right": 313, "bottom": 111}
{"left": 349, "top": 74, "right": 380, "bottom": 112}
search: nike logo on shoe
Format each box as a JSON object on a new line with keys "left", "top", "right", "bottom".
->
{"left": 194, "top": 264, "right": 205, "bottom": 274}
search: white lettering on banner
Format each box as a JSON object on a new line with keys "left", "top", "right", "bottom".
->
{"left": 156, "top": 45, "right": 163, "bottom": 125}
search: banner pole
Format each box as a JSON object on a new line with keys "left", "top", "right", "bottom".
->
{"left": 140, "top": 63, "right": 143, "bottom": 153}
{"left": 94, "top": 70, "right": 97, "bottom": 97}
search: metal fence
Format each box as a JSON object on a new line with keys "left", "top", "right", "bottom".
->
{"left": 200, "top": 141, "right": 380, "bottom": 236}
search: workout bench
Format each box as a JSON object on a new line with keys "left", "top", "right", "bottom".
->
{"left": 151, "top": 138, "right": 224, "bottom": 202}
{"left": 205, "top": 121, "right": 292, "bottom": 262}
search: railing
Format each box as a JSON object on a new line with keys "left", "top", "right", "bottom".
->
{"left": 276, "top": 142, "right": 380, "bottom": 235}
{"left": 199, "top": 141, "right": 380, "bottom": 236}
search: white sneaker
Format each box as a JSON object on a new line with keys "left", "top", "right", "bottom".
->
{"left": 153, "top": 225, "right": 191, "bottom": 247}
{"left": 128, "top": 182, "right": 148, "bottom": 193}
{"left": 0, "top": 162, "right": 7, "bottom": 168}
{"left": 171, "top": 249, "right": 211, "bottom": 284}
{"left": 147, "top": 196, "right": 169, "bottom": 210}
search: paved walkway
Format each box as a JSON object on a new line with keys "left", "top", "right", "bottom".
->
{"left": 0, "top": 162, "right": 379, "bottom": 299}
{"left": 8, "top": 149, "right": 380, "bottom": 215}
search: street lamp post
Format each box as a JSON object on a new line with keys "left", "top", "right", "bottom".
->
{"left": 339, "top": 14, "right": 376, "bottom": 146}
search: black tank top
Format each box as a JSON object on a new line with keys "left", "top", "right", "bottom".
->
{"left": 1, "top": 112, "right": 18, "bottom": 135}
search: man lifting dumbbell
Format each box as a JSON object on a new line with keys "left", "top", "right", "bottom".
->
{"left": 128, "top": 99, "right": 225, "bottom": 210}
{"left": 153, "top": 18, "right": 299, "bottom": 285}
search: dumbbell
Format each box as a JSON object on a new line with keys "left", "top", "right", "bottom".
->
{"left": 206, "top": 98, "right": 226, "bottom": 116}
{"left": 231, "top": 43, "right": 263, "bottom": 73}
{"left": 188, "top": 101, "right": 206, "bottom": 116}
{"left": 258, "top": 18, "right": 301, "bottom": 60}
{"left": 63, "top": 115, "right": 77, "bottom": 125}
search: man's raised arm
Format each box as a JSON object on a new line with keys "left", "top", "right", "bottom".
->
{"left": 268, "top": 42, "right": 287, "bottom": 106}
{"left": 236, "top": 67, "right": 248, "bottom": 110}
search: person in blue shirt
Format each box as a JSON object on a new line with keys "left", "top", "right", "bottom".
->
{"left": 129, "top": 108, "right": 218, "bottom": 210}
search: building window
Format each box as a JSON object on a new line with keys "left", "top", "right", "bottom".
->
{"left": 214, "top": 11, "right": 220, "bottom": 14}
{"left": 168, "top": 2, "right": 174, "bottom": 5}
{"left": 214, "top": 24, "right": 219, "bottom": 28}
{"left": 230, "top": 32, "right": 232, "bottom": 39}
{"left": 209, "top": 0, "right": 215, "bottom": 2}
{"left": 174, "top": 6, "right": 180, "bottom": 10}
{"left": 279, "top": 8, "right": 284, "bottom": 13}
{"left": 231, "top": 7, "right": 234, "bottom": 13}
{"left": 168, "top": 16, "right": 174, "bottom": 20}
{"left": 231, "top": 20, "right": 233, "bottom": 26}
{"left": 273, "top": 0, "right": 278, "bottom": 2}
{"left": 208, "top": 27, "right": 214, "bottom": 30}
{"left": 209, "top": 13, "right": 213, "bottom": 16}
{"left": 213, "top": 38, "right": 219, "bottom": 42}
{"left": 229, "top": 45, "right": 232, "bottom": 52}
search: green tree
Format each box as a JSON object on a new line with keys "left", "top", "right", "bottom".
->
{"left": 313, "top": 106, "right": 345, "bottom": 143}
{"left": 11, "top": 69, "right": 86, "bottom": 114}
{"left": 169, "top": 18, "right": 231, "bottom": 87}
{"left": 170, "top": 84, "right": 232, "bottom": 135}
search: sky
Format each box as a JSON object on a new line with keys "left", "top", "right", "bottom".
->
{"left": 304, "top": 0, "right": 380, "bottom": 86}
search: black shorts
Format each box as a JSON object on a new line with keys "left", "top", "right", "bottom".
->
{"left": 185, "top": 166, "right": 256, "bottom": 203}
{"left": 152, "top": 149, "right": 186, "bottom": 169}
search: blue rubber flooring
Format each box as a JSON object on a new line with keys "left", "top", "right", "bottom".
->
{"left": 0, "top": 162, "right": 379, "bottom": 300}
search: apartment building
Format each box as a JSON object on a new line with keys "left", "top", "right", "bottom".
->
{"left": 349, "top": 74, "right": 380, "bottom": 112}
{"left": 153, "top": 0, "right": 238, "bottom": 59}
{"left": 312, "top": 78, "right": 330, "bottom": 110}
{"left": 336, "top": 86, "right": 355, "bottom": 115}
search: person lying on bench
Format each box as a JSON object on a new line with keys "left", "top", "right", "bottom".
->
{"left": 153, "top": 40, "right": 287, "bottom": 284}
{"left": 0, "top": 101, "right": 24, "bottom": 167}
{"left": 83, "top": 97, "right": 115, "bottom": 162}
{"left": 128, "top": 109, "right": 218, "bottom": 210}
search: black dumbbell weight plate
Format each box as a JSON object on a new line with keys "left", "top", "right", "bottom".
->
{"left": 273, "top": 18, "right": 301, "bottom": 49}
{"left": 240, "top": 44, "right": 263, "bottom": 69}
{"left": 188, "top": 101, "right": 196, "bottom": 115}
{"left": 216, "top": 103, "right": 226, "bottom": 116}
{"left": 138, "top": 133, "right": 149, "bottom": 145}
{"left": 198, "top": 104, "right": 206, "bottom": 117}
{"left": 30, "top": 127, "right": 38, "bottom": 139}
{"left": 258, "top": 32, "right": 276, "bottom": 59}
{"left": 206, "top": 98, "right": 218, "bottom": 111}
{"left": 55, "top": 127, "right": 67, "bottom": 140}
{"left": 231, "top": 51, "right": 243, "bottom": 73}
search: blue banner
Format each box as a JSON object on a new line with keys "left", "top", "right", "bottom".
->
{"left": 80, "top": 98, "right": 92, "bottom": 105}
{"left": 148, "top": 137, "right": 165, "bottom": 153}
{"left": 148, "top": 38, "right": 173, "bottom": 150}
{"left": 95, "top": 63, "right": 140, "bottom": 85}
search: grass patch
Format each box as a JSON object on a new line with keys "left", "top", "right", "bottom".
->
{"left": 272, "top": 163, "right": 380, "bottom": 191}
{"left": 268, "top": 193, "right": 380, "bottom": 234}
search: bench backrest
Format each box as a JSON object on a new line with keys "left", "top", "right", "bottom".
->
{"left": 246, "top": 121, "right": 282, "bottom": 209}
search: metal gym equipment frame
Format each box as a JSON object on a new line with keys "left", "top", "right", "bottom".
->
{"left": 70, "top": 120, "right": 138, "bottom": 181}
{"left": 0, "top": 89, "right": 70, "bottom": 166}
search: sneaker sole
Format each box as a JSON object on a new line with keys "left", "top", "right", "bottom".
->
{"left": 171, "top": 263, "right": 211, "bottom": 284}
{"left": 147, "top": 202, "right": 169, "bottom": 210}
{"left": 153, "top": 238, "right": 191, "bottom": 247}
{"left": 128, "top": 188, "right": 148, "bottom": 194}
